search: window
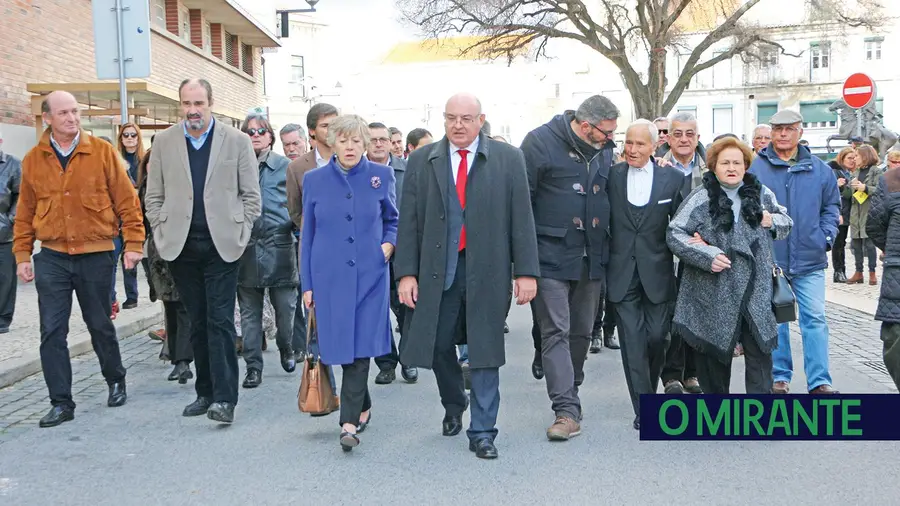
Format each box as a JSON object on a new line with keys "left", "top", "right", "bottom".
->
{"left": 866, "top": 40, "right": 882, "bottom": 61}
{"left": 810, "top": 43, "right": 830, "bottom": 69}
{"left": 241, "top": 43, "right": 254, "bottom": 75}
{"left": 290, "top": 55, "right": 306, "bottom": 98}
{"left": 204, "top": 21, "right": 212, "bottom": 54}
{"left": 224, "top": 31, "right": 237, "bottom": 67}
{"left": 151, "top": 0, "right": 165, "bottom": 27}
{"left": 180, "top": 6, "right": 190, "bottom": 42}
{"left": 800, "top": 101, "right": 838, "bottom": 129}
{"left": 712, "top": 51, "right": 733, "bottom": 89}
{"left": 760, "top": 48, "right": 779, "bottom": 68}
{"left": 712, "top": 106, "right": 733, "bottom": 135}
{"left": 757, "top": 102, "right": 778, "bottom": 125}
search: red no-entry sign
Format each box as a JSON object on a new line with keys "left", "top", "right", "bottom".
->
{"left": 842, "top": 73, "right": 876, "bottom": 109}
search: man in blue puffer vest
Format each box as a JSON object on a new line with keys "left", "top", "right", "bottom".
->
{"left": 749, "top": 109, "right": 841, "bottom": 394}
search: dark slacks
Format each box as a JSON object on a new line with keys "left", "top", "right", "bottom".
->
{"left": 832, "top": 225, "right": 848, "bottom": 274}
{"left": 592, "top": 295, "right": 617, "bottom": 337}
{"left": 532, "top": 259, "right": 603, "bottom": 419}
{"left": 530, "top": 300, "right": 541, "bottom": 351}
{"left": 851, "top": 237, "right": 877, "bottom": 273}
{"left": 163, "top": 300, "right": 193, "bottom": 364}
{"left": 694, "top": 319, "right": 773, "bottom": 394}
{"left": 238, "top": 285, "right": 297, "bottom": 372}
{"left": 880, "top": 323, "right": 900, "bottom": 391}
{"left": 615, "top": 268, "right": 671, "bottom": 417}
{"left": 375, "top": 260, "right": 404, "bottom": 371}
{"left": 662, "top": 261, "right": 697, "bottom": 384}
{"left": 339, "top": 357, "right": 372, "bottom": 426}
{"left": 0, "top": 242, "right": 17, "bottom": 330}
{"left": 168, "top": 234, "right": 241, "bottom": 405}
{"left": 34, "top": 249, "right": 125, "bottom": 410}
{"left": 291, "top": 243, "right": 307, "bottom": 354}
{"left": 433, "top": 253, "right": 500, "bottom": 442}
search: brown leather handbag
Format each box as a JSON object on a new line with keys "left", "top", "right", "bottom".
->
{"left": 297, "top": 308, "right": 340, "bottom": 416}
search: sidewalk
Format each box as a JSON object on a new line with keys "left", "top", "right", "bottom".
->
{"left": 824, "top": 263, "right": 880, "bottom": 316}
{"left": 0, "top": 248, "right": 162, "bottom": 388}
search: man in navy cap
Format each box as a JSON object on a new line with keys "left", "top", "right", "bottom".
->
{"left": 749, "top": 109, "right": 841, "bottom": 395}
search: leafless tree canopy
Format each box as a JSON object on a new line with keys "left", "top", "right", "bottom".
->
{"left": 396, "top": 0, "right": 887, "bottom": 118}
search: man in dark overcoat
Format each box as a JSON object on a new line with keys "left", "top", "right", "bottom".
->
{"left": 606, "top": 120, "right": 685, "bottom": 431}
{"left": 395, "top": 93, "right": 540, "bottom": 460}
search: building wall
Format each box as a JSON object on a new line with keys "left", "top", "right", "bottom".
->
{"left": 0, "top": 0, "right": 265, "bottom": 157}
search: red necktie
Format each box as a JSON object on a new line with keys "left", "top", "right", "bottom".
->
{"left": 456, "top": 149, "right": 469, "bottom": 251}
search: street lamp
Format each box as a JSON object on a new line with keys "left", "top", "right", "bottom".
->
{"left": 278, "top": 0, "right": 320, "bottom": 38}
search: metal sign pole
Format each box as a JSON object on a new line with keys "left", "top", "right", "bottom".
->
{"left": 114, "top": 0, "right": 129, "bottom": 123}
{"left": 856, "top": 108, "right": 863, "bottom": 139}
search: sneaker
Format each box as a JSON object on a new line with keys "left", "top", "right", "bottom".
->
{"left": 546, "top": 416, "right": 581, "bottom": 441}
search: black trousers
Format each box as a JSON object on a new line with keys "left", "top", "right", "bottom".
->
{"left": 339, "top": 357, "right": 372, "bottom": 426}
{"left": 168, "top": 234, "right": 241, "bottom": 405}
{"left": 530, "top": 300, "right": 541, "bottom": 352}
{"left": 291, "top": 243, "right": 307, "bottom": 354}
{"left": 880, "top": 323, "right": 900, "bottom": 391}
{"left": 832, "top": 225, "right": 848, "bottom": 274}
{"left": 163, "top": 300, "right": 193, "bottom": 364}
{"left": 433, "top": 254, "right": 470, "bottom": 417}
{"left": 375, "top": 260, "right": 404, "bottom": 371}
{"left": 614, "top": 268, "right": 671, "bottom": 417}
{"left": 0, "top": 242, "right": 17, "bottom": 330}
{"left": 851, "top": 237, "right": 877, "bottom": 273}
{"left": 694, "top": 319, "right": 773, "bottom": 394}
{"left": 34, "top": 249, "right": 125, "bottom": 410}
{"left": 662, "top": 262, "right": 697, "bottom": 384}
{"left": 592, "top": 297, "right": 617, "bottom": 336}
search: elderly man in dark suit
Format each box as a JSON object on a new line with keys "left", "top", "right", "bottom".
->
{"left": 396, "top": 92, "right": 540, "bottom": 459}
{"left": 607, "top": 119, "right": 685, "bottom": 430}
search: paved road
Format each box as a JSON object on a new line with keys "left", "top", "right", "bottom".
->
{"left": 0, "top": 302, "right": 897, "bottom": 505}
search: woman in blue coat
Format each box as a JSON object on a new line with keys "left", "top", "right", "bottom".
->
{"left": 300, "top": 114, "right": 398, "bottom": 452}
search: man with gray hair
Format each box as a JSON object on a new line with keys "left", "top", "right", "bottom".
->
{"left": 606, "top": 119, "right": 685, "bottom": 430}
{"left": 279, "top": 123, "right": 308, "bottom": 161}
{"left": 0, "top": 130, "right": 21, "bottom": 334}
{"left": 521, "top": 94, "right": 619, "bottom": 440}
{"left": 752, "top": 124, "right": 772, "bottom": 153}
{"left": 653, "top": 117, "right": 670, "bottom": 154}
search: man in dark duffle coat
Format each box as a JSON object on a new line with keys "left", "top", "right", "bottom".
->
{"left": 395, "top": 93, "right": 540, "bottom": 460}
{"left": 606, "top": 119, "right": 685, "bottom": 431}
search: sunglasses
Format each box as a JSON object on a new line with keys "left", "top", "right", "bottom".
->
{"left": 658, "top": 129, "right": 669, "bottom": 135}
{"left": 122, "top": 132, "right": 138, "bottom": 138}
{"left": 246, "top": 128, "right": 268, "bottom": 136}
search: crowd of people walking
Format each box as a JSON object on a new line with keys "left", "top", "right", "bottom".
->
{"left": 5, "top": 76, "right": 900, "bottom": 459}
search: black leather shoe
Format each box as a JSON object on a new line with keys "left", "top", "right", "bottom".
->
{"left": 107, "top": 382, "right": 127, "bottom": 407}
{"left": 531, "top": 349, "right": 544, "bottom": 380}
{"left": 469, "top": 438, "right": 498, "bottom": 459}
{"left": 375, "top": 369, "right": 395, "bottom": 385}
{"left": 168, "top": 364, "right": 180, "bottom": 381}
{"left": 358, "top": 411, "right": 372, "bottom": 433}
{"left": 503, "top": 322, "right": 509, "bottom": 334}
{"left": 242, "top": 369, "right": 262, "bottom": 389}
{"left": 442, "top": 414, "right": 463, "bottom": 436}
{"left": 633, "top": 416, "right": 641, "bottom": 430}
{"left": 176, "top": 362, "right": 193, "bottom": 384}
{"left": 589, "top": 337, "right": 602, "bottom": 354}
{"left": 604, "top": 332, "right": 620, "bottom": 350}
{"left": 207, "top": 402, "right": 235, "bottom": 424}
{"left": 122, "top": 299, "right": 138, "bottom": 309}
{"left": 280, "top": 348, "right": 296, "bottom": 373}
{"left": 183, "top": 396, "right": 212, "bottom": 417}
{"left": 833, "top": 271, "right": 847, "bottom": 283}
{"left": 39, "top": 406, "right": 74, "bottom": 428}
{"left": 294, "top": 350, "right": 307, "bottom": 363}
{"left": 400, "top": 365, "right": 418, "bottom": 383}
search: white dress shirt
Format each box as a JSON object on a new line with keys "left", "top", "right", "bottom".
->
{"left": 449, "top": 137, "right": 479, "bottom": 184}
{"left": 626, "top": 159, "right": 654, "bottom": 206}
{"left": 314, "top": 147, "right": 330, "bottom": 168}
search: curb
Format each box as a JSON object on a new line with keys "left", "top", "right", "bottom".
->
{"left": 0, "top": 310, "right": 163, "bottom": 389}
{"left": 825, "top": 287, "right": 877, "bottom": 317}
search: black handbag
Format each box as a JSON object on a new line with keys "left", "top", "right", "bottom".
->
{"left": 772, "top": 266, "right": 797, "bottom": 323}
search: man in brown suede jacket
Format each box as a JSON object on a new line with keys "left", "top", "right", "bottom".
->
{"left": 14, "top": 91, "right": 145, "bottom": 428}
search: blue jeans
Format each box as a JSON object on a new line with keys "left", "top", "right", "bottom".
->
{"left": 110, "top": 235, "right": 138, "bottom": 303}
{"left": 772, "top": 269, "right": 832, "bottom": 391}
{"left": 458, "top": 344, "right": 468, "bottom": 364}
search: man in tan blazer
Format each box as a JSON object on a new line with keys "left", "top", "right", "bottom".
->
{"left": 145, "top": 78, "right": 261, "bottom": 425}
{"left": 286, "top": 102, "right": 338, "bottom": 229}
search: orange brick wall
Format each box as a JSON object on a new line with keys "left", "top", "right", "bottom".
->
{"left": 189, "top": 9, "right": 203, "bottom": 49}
{"left": 0, "top": 0, "right": 264, "bottom": 127}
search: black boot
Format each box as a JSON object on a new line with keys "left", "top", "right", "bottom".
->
{"left": 834, "top": 270, "right": 847, "bottom": 283}
{"left": 531, "top": 349, "right": 544, "bottom": 380}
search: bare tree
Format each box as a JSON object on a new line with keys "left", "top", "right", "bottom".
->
{"left": 396, "top": 0, "right": 887, "bottom": 118}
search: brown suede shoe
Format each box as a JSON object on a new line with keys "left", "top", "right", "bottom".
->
{"left": 846, "top": 272, "right": 864, "bottom": 284}
{"left": 869, "top": 272, "right": 878, "bottom": 285}
{"left": 809, "top": 384, "right": 840, "bottom": 394}
{"left": 546, "top": 416, "right": 581, "bottom": 441}
{"left": 773, "top": 381, "right": 790, "bottom": 394}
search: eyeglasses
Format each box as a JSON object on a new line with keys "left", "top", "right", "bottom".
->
{"left": 589, "top": 123, "right": 615, "bottom": 138}
{"left": 122, "top": 132, "right": 138, "bottom": 138}
{"left": 657, "top": 129, "right": 669, "bottom": 135}
{"left": 671, "top": 131, "right": 696, "bottom": 139}
{"left": 371, "top": 137, "right": 391, "bottom": 144}
{"left": 246, "top": 128, "right": 268, "bottom": 136}
{"left": 443, "top": 114, "right": 477, "bottom": 125}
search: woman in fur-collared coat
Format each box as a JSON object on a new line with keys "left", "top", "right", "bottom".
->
{"left": 667, "top": 137, "right": 793, "bottom": 394}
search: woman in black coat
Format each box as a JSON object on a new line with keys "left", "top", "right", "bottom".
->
{"left": 829, "top": 148, "right": 855, "bottom": 282}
